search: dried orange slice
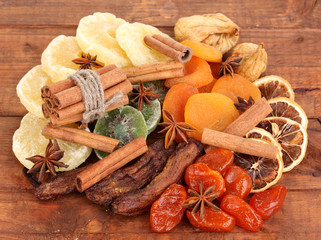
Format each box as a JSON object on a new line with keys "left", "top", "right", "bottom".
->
{"left": 268, "top": 97, "right": 308, "bottom": 129}
{"left": 234, "top": 128, "right": 283, "bottom": 193}
{"left": 254, "top": 75, "right": 295, "bottom": 100}
{"left": 258, "top": 117, "right": 308, "bottom": 172}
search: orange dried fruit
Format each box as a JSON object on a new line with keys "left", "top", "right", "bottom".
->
{"left": 211, "top": 74, "right": 261, "bottom": 103}
{"left": 181, "top": 40, "right": 222, "bottom": 63}
{"left": 209, "top": 62, "right": 221, "bottom": 79}
{"left": 162, "top": 83, "right": 198, "bottom": 143}
{"left": 198, "top": 79, "right": 217, "bottom": 93}
{"left": 198, "top": 62, "right": 220, "bottom": 93}
{"left": 165, "top": 56, "right": 213, "bottom": 88}
{"left": 163, "top": 83, "right": 199, "bottom": 123}
{"left": 184, "top": 93, "right": 239, "bottom": 141}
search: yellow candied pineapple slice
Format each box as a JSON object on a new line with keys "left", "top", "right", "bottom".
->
{"left": 12, "top": 113, "right": 92, "bottom": 171}
{"left": 76, "top": 12, "right": 132, "bottom": 68}
{"left": 41, "top": 35, "right": 82, "bottom": 82}
{"left": 16, "top": 65, "right": 52, "bottom": 118}
{"left": 116, "top": 22, "right": 172, "bottom": 66}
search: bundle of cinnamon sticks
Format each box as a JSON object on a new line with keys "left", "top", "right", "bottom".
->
{"left": 41, "top": 65, "right": 131, "bottom": 126}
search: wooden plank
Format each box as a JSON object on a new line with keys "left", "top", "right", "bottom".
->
{"left": 1, "top": 27, "right": 321, "bottom": 117}
{"left": 0, "top": 0, "right": 320, "bottom": 29}
{"left": 2, "top": 117, "right": 321, "bottom": 191}
{"left": 295, "top": 91, "right": 321, "bottom": 119}
{"left": 0, "top": 190, "right": 319, "bottom": 236}
{"left": 1, "top": 233, "right": 321, "bottom": 240}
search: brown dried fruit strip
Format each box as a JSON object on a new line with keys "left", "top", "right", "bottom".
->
{"left": 85, "top": 139, "right": 177, "bottom": 206}
{"left": 111, "top": 138, "right": 204, "bottom": 216}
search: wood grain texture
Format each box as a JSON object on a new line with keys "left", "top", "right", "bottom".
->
{"left": 0, "top": 191, "right": 320, "bottom": 238}
{"left": 1, "top": 0, "right": 321, "bottom": 238}
{"left": 0, "top": 0, "right": 320, "bottom": 29}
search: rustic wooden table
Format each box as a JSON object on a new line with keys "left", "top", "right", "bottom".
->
{"left": 0, "top": 0, "right": 320, "bottom": 239}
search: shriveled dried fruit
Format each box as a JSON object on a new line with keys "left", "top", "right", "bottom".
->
{"left": 174, "top": 13, "right": 240, "bottom": 54}
{"left": 231, "top": 43, "right": 268, "bottom": 82}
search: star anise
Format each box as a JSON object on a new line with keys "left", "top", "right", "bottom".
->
{"left": 182, "top": 182, "right": 220, "bottom": 219}
{"left": 26, "top": 139, "right": 68, "bottom": 182}
{"left": 219, "top": 55, "right": 243, "bottom": 77}
{"left": 129, "top": 81, "right": 160, "bottom": 111}
{"left": 72, "top": 52, "right": 104, "bottom": 70}
{"left": 234, "top": 96, "right": 255, "bottom": 112}
{"left": 158, "top": 110, "right": 198, "bottom": 149}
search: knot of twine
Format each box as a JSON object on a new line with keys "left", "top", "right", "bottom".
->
{"left": 69, "top": 70, "right": 123, "bottom": 123}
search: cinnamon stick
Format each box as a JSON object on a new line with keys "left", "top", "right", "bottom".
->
{"left": 50, "top": 95, "right": 129, "bottom": 126}
{"left": 41, "top": 65, "right": 117, "bottom": 98}
{"left": 205, "top": 97, "right": 273, "bottom": 153}
{"left": 53, "top": 80, "right": 132, "bottom": 120}
{"left": 127, "top": 68, "right": 184, "bottom": 84}
{"left": 144, "top": 34, "right": 193, "bottom": 63}
{"left": 75, "top": 137, "right": 148, "bottom": 192}
{"left": 53, "top": 68, "right": 127, "bottom": 109}
{"left": 202, "top": 128, "right": 278, "bottom": 160}
{"left": 42, "top": 124, "right": 120, "bottom": 153}
{"left": 42, "top": 104, "right": 50, "bottom": 118}
{"left": 43, "top": 98, "right": 56, "bottom": 113}
{"left": 123, "top": 61, "right": 183, "bottom": 77}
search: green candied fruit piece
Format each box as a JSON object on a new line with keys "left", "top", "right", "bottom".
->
{"left": 94, "top": 106, "right": 148, "bottom": 159}
{"left": 139, "top": 99, "right": 161, "bottom": 134}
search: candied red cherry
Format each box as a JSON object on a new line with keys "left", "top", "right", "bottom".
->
{"left": 150, "top": 184, "right": 187, "bottom": 232}
{"left": 249, "top": 185, "right": 287, "bottom": 219}
{"left": 222, "top": 165, "right": 252, "bottom": 200}
{"left": 195, "top": 148, "right": 234, "bottom": 175}
{"left": 185, "top": 163, "right": 226, "bottom": 197}
{"left": 186, "top": 207, "right": 235, "bottom": 232}
{"left": 221, "top": 194, "right": 263, "bottom": 232}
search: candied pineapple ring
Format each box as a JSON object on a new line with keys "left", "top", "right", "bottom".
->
{"left": 12, "top": 113, "right": 92, "bottom": 171}
{"left": 76, "top": 12, "right": 132, "bottom": 68}
{"left": 16, "top": 65, "right": 52, "bottom": 118}
{"left": 41, "top": 35, "right": 82, "bottom": 82}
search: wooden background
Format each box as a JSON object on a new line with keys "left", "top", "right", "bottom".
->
{"left": 0, "top": 0, "right": 320, "bottom": 239}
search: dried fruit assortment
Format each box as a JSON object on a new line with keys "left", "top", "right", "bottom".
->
{"left": 13, "top": 11, "right": 308, "bottom": 235}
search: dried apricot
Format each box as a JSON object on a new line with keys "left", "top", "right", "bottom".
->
{"left": 198, "top": 78, "right": 217, "bottom": 93}
{"left": 181, "top": 40, "right": 222, "bottom": 63}
{"left": 163, "top": 83, "right": 198, "bottom": 123}
{"left": 184, "top": 93, "right": 239, "bottom": 141}
{"left": 198, "top": 62, "right": 220, "bottom": 93}
{"left": 209, "top": 62, "right": 221, "bottom": 79}
{"left": 211, "top": 74, "right": 261, "bottom": 103}
{"left": 163, "top": 83, "right": 198, "bottom": 142}
{"left": 165, "top": 56, "right": 213, "bottom": 88}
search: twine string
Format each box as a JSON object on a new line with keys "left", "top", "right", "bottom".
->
{"left": 69, "top": 70, "right": 123, "bottom": 123}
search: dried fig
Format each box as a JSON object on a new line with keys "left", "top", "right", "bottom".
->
{"left": 174, "top": 13, "right": 240, "bottom": 54}
{"left": 232, "top": 43, "right": 268, "bottom": 82}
